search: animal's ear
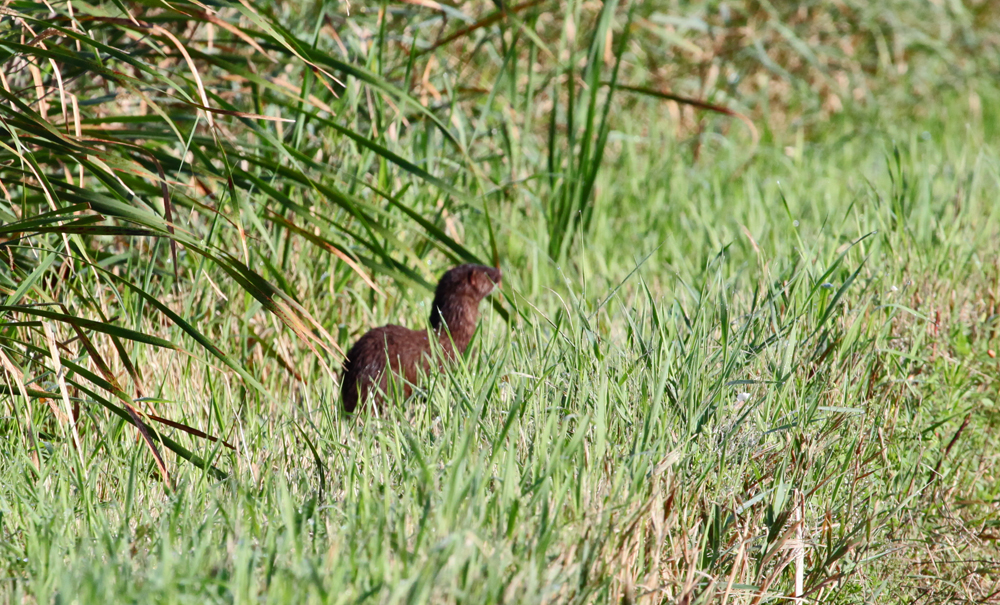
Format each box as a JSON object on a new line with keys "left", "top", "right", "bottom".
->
{"left": 470, "top": 270, "right": 489, "bottom": 291}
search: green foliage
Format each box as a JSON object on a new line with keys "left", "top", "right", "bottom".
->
{"left": 0, "top": 0, "right": 998, "bottom": 602}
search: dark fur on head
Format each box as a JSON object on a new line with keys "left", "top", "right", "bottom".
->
{"left": 429, "top": 264, "right": 501, "bottom": 351}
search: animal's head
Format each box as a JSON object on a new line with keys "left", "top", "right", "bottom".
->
{"left": 430, "top": 264, "right": 502, "bottom": 331}
{"left": 436, "top": 264, "right": 501, "bottom": 302}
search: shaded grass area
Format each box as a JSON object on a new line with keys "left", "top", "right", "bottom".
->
{"left": 2, "top": 106, "right": 998, "bottom": 602}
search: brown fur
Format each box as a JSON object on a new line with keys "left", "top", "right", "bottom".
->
{"left": 341, "top": 264, "right": 501, "bottom": 413}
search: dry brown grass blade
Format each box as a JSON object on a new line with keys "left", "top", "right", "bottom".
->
{"left": 180, "top": 101, "right": 296, "bottom": 123}
{"left": 746, "top": 515, "right": 804, "bottom": 605}
{"left": 932, "top": 412, "right": 972, "bottom": 480}
{"left": 175, "top": 8, "right": 273, "bottom": 58}
{"left": 273, "top": 294, "right": 344, "bottom": 361}
{"left": 56, "top": 314, "right": 180, "bottom": 499}
{"left": 56, "top": 318, "right": 171, "bottom": 488}
{"left": 799, "top": 573, "right": 843, "bottom": 599}
{"left": 750, "top": 548, "right": 798, "bottom": 605}
{"left": 2, "top": 346, "right": 65, "bottom": 422}
{"left": 110, "top": 336, "right": 146, "bottom": 399}
{"left": 61, "top": 314, "right": 127, "bottom": 395}
{"left": 145, "top": 413, "right": 236, "bottom": 451}
{"left": 42, "top": 322, "right": 87, "bottom": 475}
{"left": 124, "top": 402, "right": 172, "bottom": 489}
{"left": 248, "top": 332, "right": 303, "bottom": 382}
{"left": 230, "top": 0, "right": 344, "bottom": 91}
{"left": 265, "top": 210, "right": 383, "bottom": 294}
{"left": 398, "top": 0, "right": 449, "bottom": 12}
{"left": 721, "top": 527, "right": 748, "bottom": 605}
{"left": 420, "top": 0, "right": 547, "bottom": 55}
{"left": 269, "top": 75, "right": 337, "bottom": 115}
{"left": 610, "top": 83, "right": 760, "bottom": 148}
{"left": 150, "top": 24, "right": 214, "bottom": 129}
{"left": 0, "top": 348, "right": 43, "bottom": 456}
{"left": 80, "top": 139, "right": 182, "bottom": 289}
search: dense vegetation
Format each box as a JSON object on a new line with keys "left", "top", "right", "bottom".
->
{"left": 0, "top": 0, "right": 998, "bottom": 601}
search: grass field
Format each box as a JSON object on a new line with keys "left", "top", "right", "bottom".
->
{"left": 1, "top": 0, "right": 999, "bottom": 602}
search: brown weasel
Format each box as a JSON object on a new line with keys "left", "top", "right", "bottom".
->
{"left": 341, "top": 264, "right": 502, "bottom": 413}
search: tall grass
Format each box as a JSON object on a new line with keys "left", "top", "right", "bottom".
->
{"left": 1, "top": 0, "right": 998, "bottom": 602}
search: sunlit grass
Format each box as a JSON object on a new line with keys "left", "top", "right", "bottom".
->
{"left": 1, "top": 0, "right": 998, "bottom": 602}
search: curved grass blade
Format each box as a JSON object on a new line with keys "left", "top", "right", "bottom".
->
{"left": 0, "top": 306, "right": 178, "bottom": 349}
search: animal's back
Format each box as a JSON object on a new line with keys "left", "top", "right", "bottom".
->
{"left": 341, "top": 324, "right": 431, "bottom": 413}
